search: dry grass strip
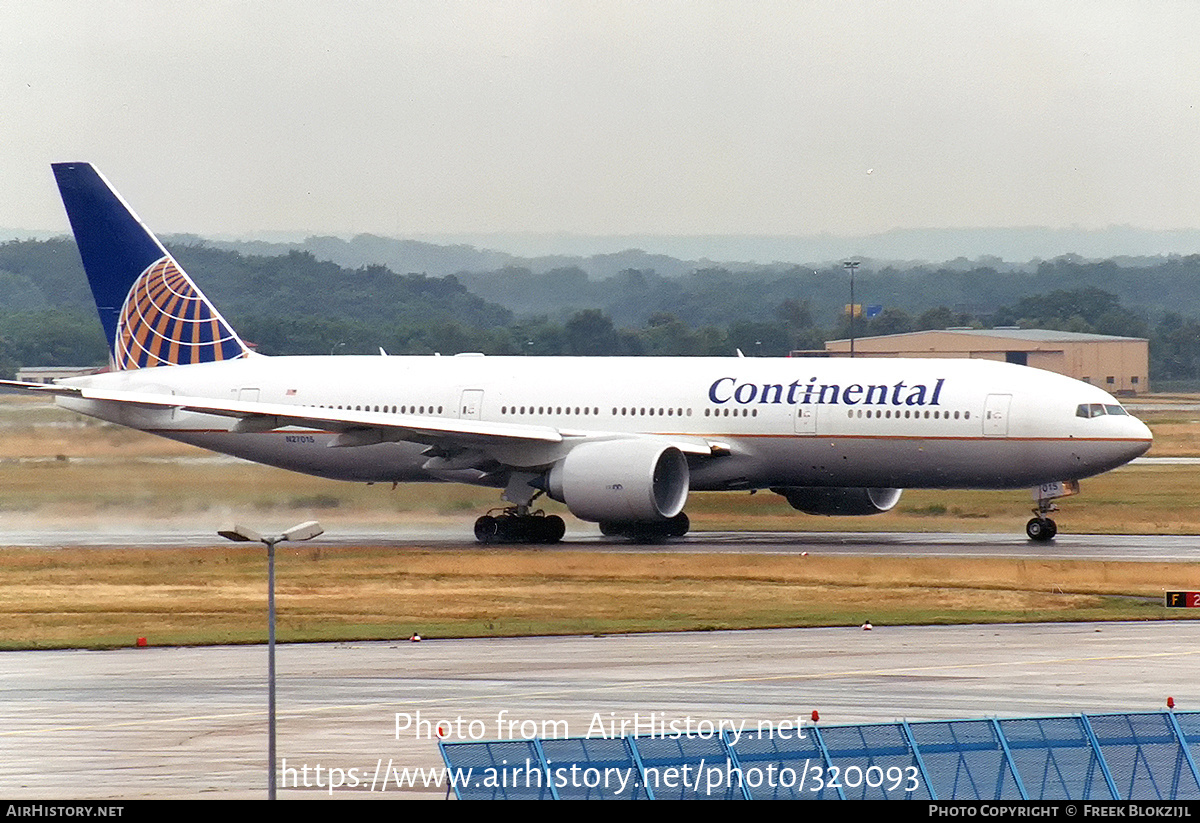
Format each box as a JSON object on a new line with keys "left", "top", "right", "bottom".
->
{"left": 0, "top": 548, "right": 1193, "bottom": 649}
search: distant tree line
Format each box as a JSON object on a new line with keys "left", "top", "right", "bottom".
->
{"left": 455, "top": 255, "right": 1200, "bottom": 330}
{"left": 4, "top": 238, "right": 1200, "bottom": 384}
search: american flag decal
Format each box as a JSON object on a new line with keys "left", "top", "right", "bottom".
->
{"left": 114, "top": 256, "right": 249, "bottom": 370}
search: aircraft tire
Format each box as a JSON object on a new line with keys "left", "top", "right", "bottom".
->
{"left": 541, "top": 515, "right": 566, "bottom": 544}
{"left": 598, "top": 515, "right": 688, "bottom": 541}
{"left": 474, "top": 515, "right": 499, "bottom": 543}
{"left": 666, "top": 512, "right": 690, "bottom": 537}
{"left": 1025, "top": 517, "right": 1056, "bottom": 541}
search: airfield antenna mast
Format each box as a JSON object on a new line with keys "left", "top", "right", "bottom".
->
{"left": 843, "top": 260, "right": 860, "bottom": 357}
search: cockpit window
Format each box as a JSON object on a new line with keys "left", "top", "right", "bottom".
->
{"left": 1076, "top": 402, "right": 1129, "bottom": 418}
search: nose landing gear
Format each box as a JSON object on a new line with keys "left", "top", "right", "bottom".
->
{"left": 1025, "top": 480, "right": 1077, "bottom": 541}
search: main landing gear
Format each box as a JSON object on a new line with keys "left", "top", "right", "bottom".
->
{"left": 474, "top": 507, "right": 566, "bottom": 544}
{"left": 474, "top": 476, "right": 565, "bottom": 544}
{"left": 598, "top": 512, "right": 690, "bottom": 541}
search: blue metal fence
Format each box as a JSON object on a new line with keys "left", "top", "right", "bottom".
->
{"left": 440, "top": 710, "right": 1200, "bottom": 800}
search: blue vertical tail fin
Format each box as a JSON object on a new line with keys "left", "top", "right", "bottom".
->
{"left": 52, "top": 163, "right": 251, "bottom": 370}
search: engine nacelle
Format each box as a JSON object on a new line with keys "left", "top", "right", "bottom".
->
{"left": 547, "top": 440, "right": 689, "bottom": 523}
{"left": 773, "top": 486, "right": 903, "bottom": 516}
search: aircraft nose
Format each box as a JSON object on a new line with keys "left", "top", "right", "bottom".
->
{"left": 1128, "top": 415, "right": 1153, "bottom": 456}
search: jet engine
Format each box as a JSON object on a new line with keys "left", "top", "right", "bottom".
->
{"left": 772, "top": 486, "right": 903, "bottom": 516}
{"left": 546, "top": 440, "right": 689, "bottom": 523}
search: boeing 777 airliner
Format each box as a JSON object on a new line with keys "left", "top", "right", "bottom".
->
{"left": 1, "top": 164, "right": 1153, "bottom": 543}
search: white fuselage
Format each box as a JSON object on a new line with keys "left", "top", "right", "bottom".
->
{"left": 56, "top": 354, "right": 1152, "bottom": 492}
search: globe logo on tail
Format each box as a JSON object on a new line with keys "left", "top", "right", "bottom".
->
{"left": 114, "top": 256, "right": 249, "bottom": 370}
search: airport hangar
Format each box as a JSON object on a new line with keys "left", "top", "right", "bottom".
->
{"left": 795, "top": 328, "right": 1149, "bottom": 396}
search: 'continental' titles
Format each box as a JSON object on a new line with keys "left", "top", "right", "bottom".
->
{"left": 708, "top": 376, "right": 946, "bottom": 407}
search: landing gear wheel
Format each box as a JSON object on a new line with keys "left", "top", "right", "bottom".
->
{"left": 542, "top": 515, "right": 566, "bottom": 543}
{"left": 598, "top": 512, "right": 690, "bottom": 541}
{"left": 474, "top": 515, "right": 499, "bottom": 543}
{"left": 474, "top": 509, "right": 564, "bottom": 545}
{"left": 666, "top": 512, "right": 690, "bottom": 537}
{"left": 1028, "top": 494, "right": 1062, "bottom": 542}
{"left": 1025, "top": 517, "right": 1057, "bottom": 541}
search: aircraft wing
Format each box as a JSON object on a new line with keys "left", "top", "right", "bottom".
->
{"left": 0, "top": 379, "right": 718, "bottom": 457}
{"left": 0, "top": 379, "right": 82, "bottom": 395}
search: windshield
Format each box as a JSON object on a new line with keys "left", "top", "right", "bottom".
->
{"left": 1076, "top": 403, "right": 1130, "bottom": 418}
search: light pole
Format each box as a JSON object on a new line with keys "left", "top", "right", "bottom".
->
{"left": 218, "top": 520, "right": 324, "bottom": 800}
{"left": 843, "top": 261, "right": 860, "bottom": 358}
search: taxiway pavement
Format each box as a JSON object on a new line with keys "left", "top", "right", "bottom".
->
{"left": 2, "top": 621, "right": 1197, "bottom": 799}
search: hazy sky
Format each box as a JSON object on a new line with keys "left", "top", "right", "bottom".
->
{"left": 4, "top": 1, "right": 1199, "bottom": 240}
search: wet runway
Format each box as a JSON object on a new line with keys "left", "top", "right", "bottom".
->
{"left": 3, "top": 526, "right": 1198, "bottom": 562}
